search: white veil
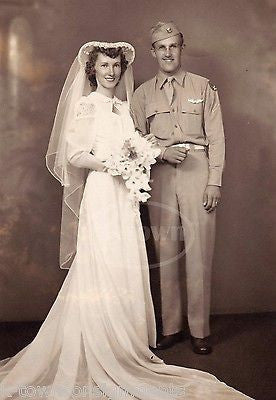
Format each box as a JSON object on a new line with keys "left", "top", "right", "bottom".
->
{"left": 46, "top": 41, "right": 135, "bottom": 269}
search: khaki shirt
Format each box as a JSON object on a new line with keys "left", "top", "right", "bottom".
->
{"left": 130, "top": 69, "right": 225, "bottom": 186}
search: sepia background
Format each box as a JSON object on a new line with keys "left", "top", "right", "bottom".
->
{"left": 0, "top": 0, "right": 276, "bottom": 321}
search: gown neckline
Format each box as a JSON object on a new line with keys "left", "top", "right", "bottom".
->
{"left": 88, "top": 90, "right": 123, "bottom": 105}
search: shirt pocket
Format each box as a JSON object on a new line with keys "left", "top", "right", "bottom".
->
{"left": 145, "top": 102, "right": 172, "bottom": 139}
{"left": 180, "top": 102, "right": 204, "bottom": 134}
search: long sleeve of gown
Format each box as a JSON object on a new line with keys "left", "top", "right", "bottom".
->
{"left": 68, "top": 149, "right": 104, "bottom": 170}
{"left": 66, "top": 97, "right": 103, "bottom": 171}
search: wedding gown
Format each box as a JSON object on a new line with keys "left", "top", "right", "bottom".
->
{"left": 0, "top": 92, "right": 253, "bottom": 400}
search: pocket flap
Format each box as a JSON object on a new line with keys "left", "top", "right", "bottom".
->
{"left": 181, "top": 102, "right": 203, "bottom": 115}
{"left": 146, "top": 102, "right": 170, "bottom": 118}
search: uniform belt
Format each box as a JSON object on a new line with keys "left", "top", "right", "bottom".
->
{"left": 171, "top": 143, "right": 206, "bottom": 150}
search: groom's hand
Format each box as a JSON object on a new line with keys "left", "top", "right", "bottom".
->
{"left": 203, "top": 185, "right": 221, "bottom": 213}
{"left": 163, "top": 147, "right": 188, "bottom": 164}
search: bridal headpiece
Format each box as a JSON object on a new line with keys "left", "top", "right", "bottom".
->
{"left": 78, "top": 41, "right": 135, "bottom": 67}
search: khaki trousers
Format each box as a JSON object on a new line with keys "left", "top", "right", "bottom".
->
{"left": 148, "top": 150, "right": 216, "bottom": 338}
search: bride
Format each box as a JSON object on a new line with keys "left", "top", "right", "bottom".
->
{"left": 0, "top": 41, "right": 253, "bottom": 400}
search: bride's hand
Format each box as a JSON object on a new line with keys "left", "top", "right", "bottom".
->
{"left": 99, "top": 160, "right": 108, "bottom": 172}
{"left": 144, "top": 133, "right": 157, "bottom": 145}
{"left": 91, "top": 159, "right": 107, "bottom": 172}
{"left": 146, "top": 135, "right": 179, "bottom": 148}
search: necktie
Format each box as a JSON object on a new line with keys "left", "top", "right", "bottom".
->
{"left": 164, "top": 77, "right": 175, "bottom": 105}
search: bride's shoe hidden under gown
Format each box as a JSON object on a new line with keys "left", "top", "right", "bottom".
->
{"left": 0, "top": 92, "right": 253, "bottom": 399}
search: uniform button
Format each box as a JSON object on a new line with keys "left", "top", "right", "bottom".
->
{"left": 174, "top": 124, "right": 178, "bottom": 128}
{"left": 172, "top": 108, "right": 175, "bottom": 112}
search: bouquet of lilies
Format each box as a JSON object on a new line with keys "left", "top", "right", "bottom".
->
{"left": 103, "top": 131, "right": 160, "bottom": 209}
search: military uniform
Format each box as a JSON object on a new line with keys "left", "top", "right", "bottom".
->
{"left": 131, "top": 65, "right": 225, "bottom": 338}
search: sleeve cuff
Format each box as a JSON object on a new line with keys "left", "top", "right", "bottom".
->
{"left": 207, "top": 169, "right": 223, "bottom": 187}
{"left": 157, "top": 146, "right": 167, "bottom": 163}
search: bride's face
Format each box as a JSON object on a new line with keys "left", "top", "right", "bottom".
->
{"left": 94, "top": 53, "right": 122, "bottom": 89}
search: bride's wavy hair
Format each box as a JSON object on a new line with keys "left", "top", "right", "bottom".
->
{"left": 85, "top": 47, "right": 128, "bottom": 87}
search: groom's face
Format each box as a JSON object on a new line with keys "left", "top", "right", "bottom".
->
{"left": 151, "top": 34, "right": 183, "bottom": 75}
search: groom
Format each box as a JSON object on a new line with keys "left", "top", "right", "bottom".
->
{"left": 131, "top": 22, "right": 225, "bottom": 354}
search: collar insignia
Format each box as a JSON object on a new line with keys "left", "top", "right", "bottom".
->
{"left": 209, "top": 81, "right": 217, "bottom": 91}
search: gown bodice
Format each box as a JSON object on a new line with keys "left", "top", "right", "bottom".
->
{"left": 82, "top": 91, "right": 136, "bottom": 161}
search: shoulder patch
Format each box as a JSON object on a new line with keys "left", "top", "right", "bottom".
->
{"left": 75, "top": 101, "right": 95, "bottom": 119}
{"left": 208, "top": 81, "right": 218, "bottom": 91}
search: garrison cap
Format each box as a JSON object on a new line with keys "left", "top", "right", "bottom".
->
{"left": 151, "top": 22, "right": 182, "bottom": 45}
